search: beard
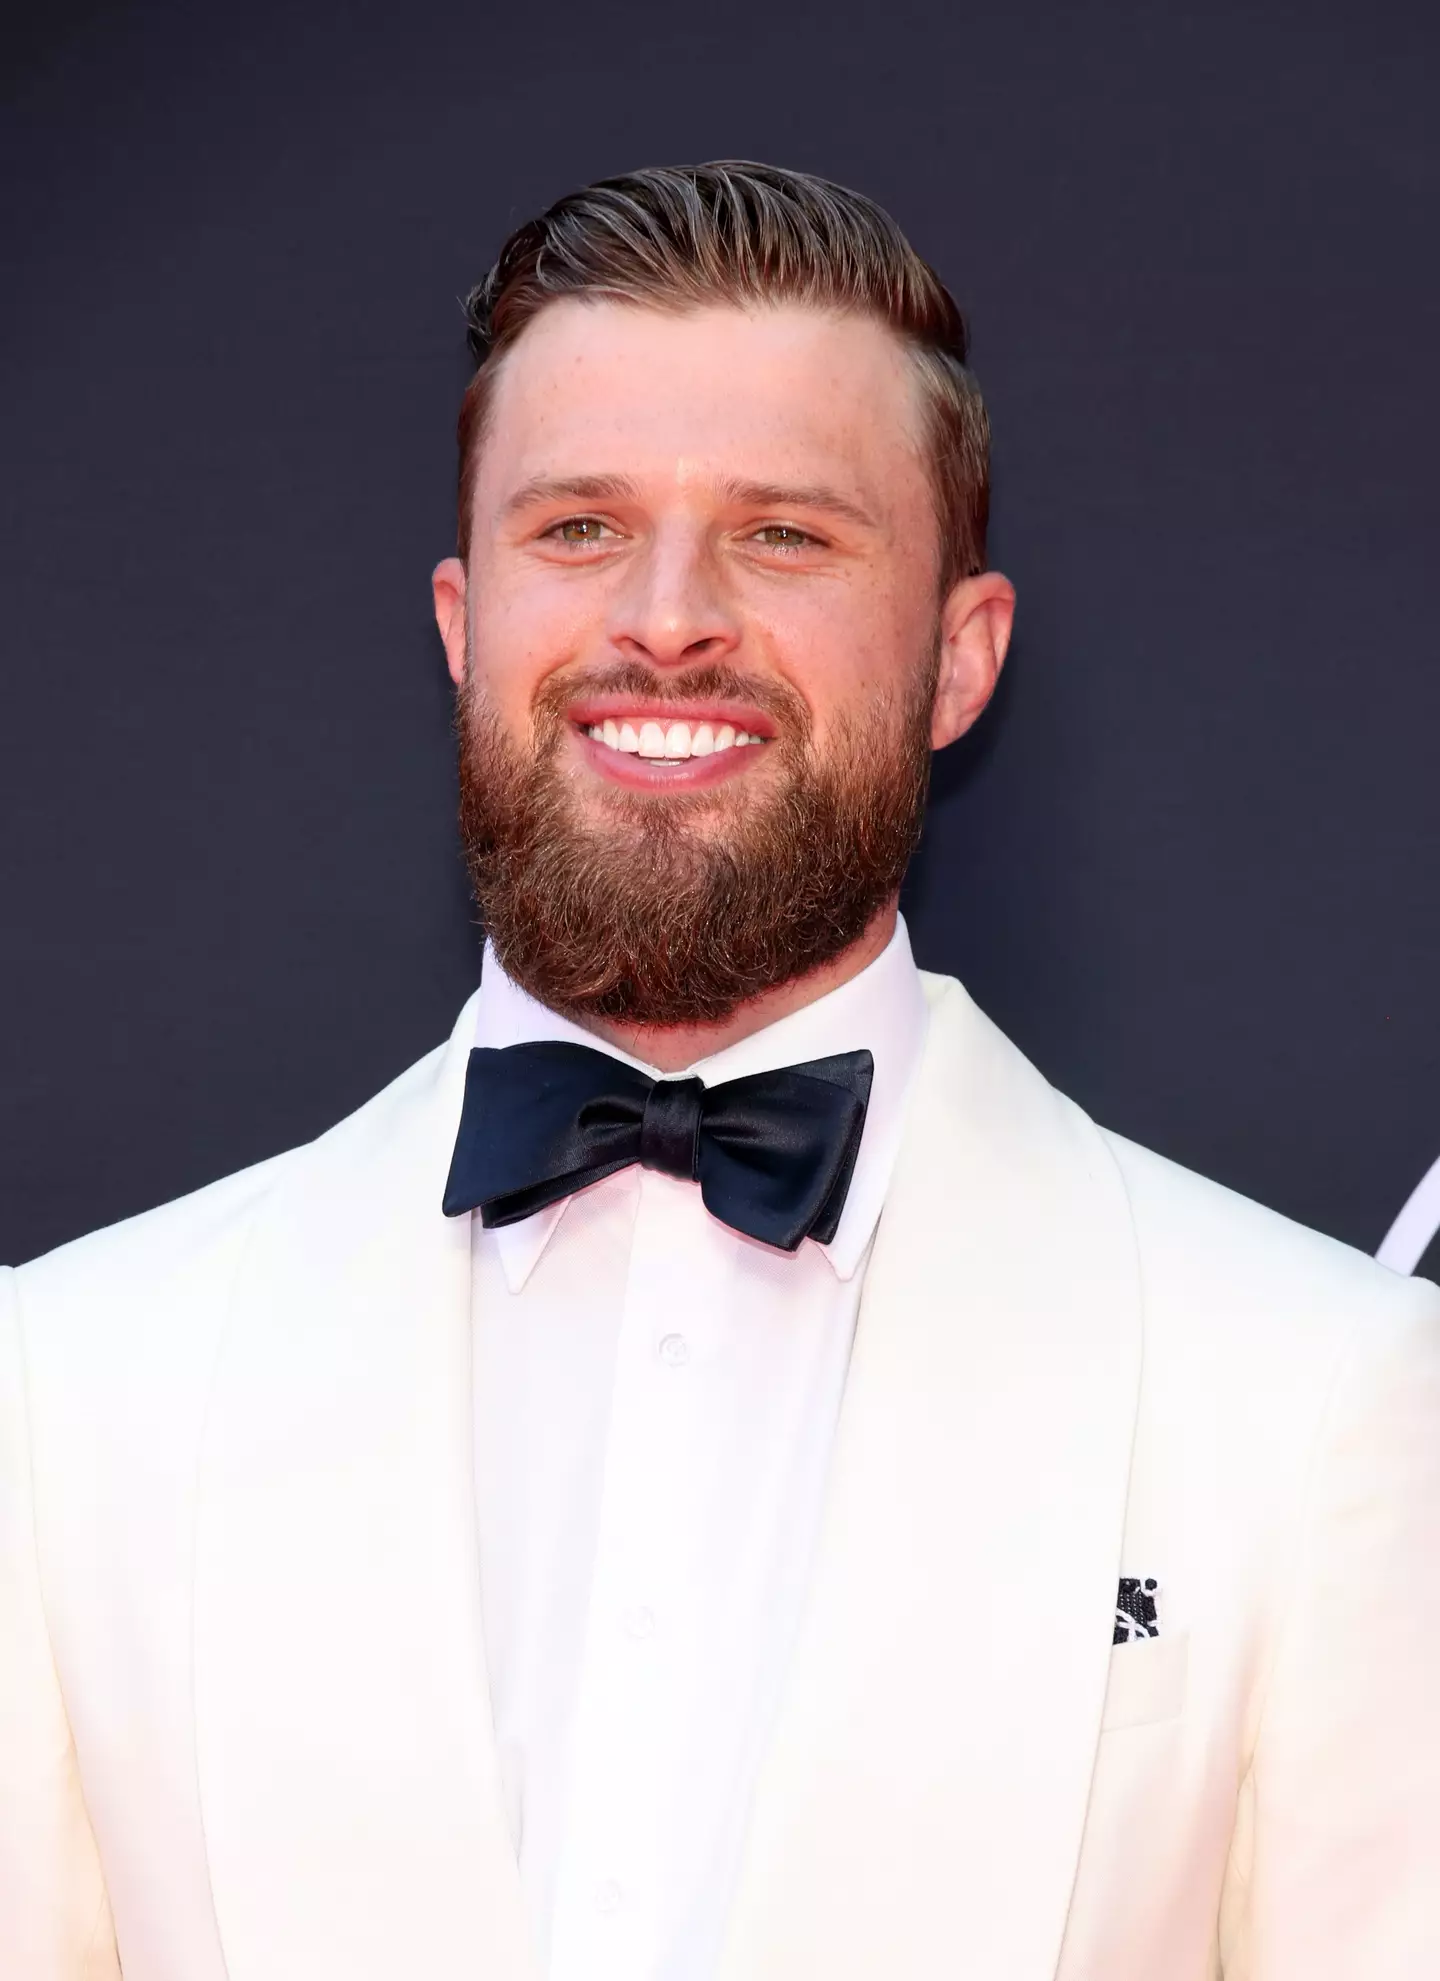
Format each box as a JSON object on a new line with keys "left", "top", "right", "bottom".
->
{"left": 456, "top": 646, "right": 938, "bottom": 1030}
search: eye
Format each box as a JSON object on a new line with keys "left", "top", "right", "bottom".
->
{"left": 544, "top": 515, "right": 616, "bottom": 547}
{"left": 750, "top": 523, "right": 817, "bottom": 551}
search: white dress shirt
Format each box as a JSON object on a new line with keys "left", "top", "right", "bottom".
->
{"left": 469, "top": 918, "right": 929, "bottom": 1981}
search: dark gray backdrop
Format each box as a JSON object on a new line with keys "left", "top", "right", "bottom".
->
{"left": 3, "top": 0, "right": 1437, "bottom": 1277}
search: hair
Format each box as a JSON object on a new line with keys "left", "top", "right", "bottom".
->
{"left": 456, "top": 160, "right": 990, "bottom": 591}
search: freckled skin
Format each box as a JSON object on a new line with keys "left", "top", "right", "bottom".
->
{"left": 433, "top": 300, "right": 1015, "bottom": 1064}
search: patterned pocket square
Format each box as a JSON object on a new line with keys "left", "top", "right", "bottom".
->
{"left": 1113, "top": 1576, "right": 1160, "bottom": 1644}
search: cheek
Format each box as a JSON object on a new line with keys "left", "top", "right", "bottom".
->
{"left": 466, "top": 571, "right": 596, "bottom": 717}
{"left": 758, "top": 577, "right": 928, "bottom": 743}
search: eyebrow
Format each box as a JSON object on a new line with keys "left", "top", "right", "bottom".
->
{"left": 716, "top": 477, "right": 877, "bottom": 531}
{"left": 500, "top": 470, "right": 877, "bottom": 531}
{"left": 501, "top": 472, "right": 645, "bottom": 519}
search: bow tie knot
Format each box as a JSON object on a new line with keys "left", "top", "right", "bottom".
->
{"left": 639, "top": 1075, "right": 706, "bottom": 1181}
{"left": 444, "top": 1038, "right": 874, "bottom": 1253}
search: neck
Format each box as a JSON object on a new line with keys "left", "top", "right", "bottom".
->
{"left": 573, "top": 901, "right": 900, "bottom": 1072}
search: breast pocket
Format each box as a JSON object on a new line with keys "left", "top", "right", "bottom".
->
{"left": 1099, "top": 1633, "right": 1189, "bottom": 1731}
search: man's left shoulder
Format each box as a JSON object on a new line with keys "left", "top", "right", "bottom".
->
{"left": 1100, "top": 1125, "right": 1440, "bottom": 1379}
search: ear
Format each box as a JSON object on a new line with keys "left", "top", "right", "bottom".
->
{"left": 432, "top": 558, "right": 469, "bottom": 689}
{"left": 930, "top": 572, "right": 1016, "bottom": 749}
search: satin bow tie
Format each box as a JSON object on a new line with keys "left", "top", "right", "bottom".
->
{"left": 442, "top": 1039, "right": 874, "bottom": 1253}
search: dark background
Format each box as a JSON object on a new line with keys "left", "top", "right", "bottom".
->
{"left": 3, "top": 0, "right": 1437, "bottom": 1277}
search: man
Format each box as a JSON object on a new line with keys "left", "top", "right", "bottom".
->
{"left": 2, "top": 161, "right": 1437, "bottom": 1981}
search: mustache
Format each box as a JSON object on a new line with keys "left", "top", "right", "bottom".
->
{"left": 528, "top": 658, "right": 811, "bottom": 733}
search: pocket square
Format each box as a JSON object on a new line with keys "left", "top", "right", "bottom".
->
{"left": 1113, "top": 1576, "right": 1160, "bottom": 1644}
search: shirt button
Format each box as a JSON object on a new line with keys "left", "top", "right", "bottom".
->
{"left": 657, "top": 1332, "right": 690, "bottom": 1368}
{"left": 594, "top": 1880, "right": 624, "bottom": 1916}
{"left": 623, "top": 1605, "right": 656, "bottom": 1640}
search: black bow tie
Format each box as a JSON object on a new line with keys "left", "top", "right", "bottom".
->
{"left": 443, "top": 1039, "right": 874, "bottom": 1253}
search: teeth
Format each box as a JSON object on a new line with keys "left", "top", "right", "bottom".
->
{"left": 585, "top": 716, "right": 763, "bottom": 760}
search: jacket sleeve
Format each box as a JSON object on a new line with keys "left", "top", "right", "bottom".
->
{"left": 1232, "top": 1274, "right": 1440, "bottom": 1977}
{"left": 0, "top": 1267, "right": 120, "bottom": 1980}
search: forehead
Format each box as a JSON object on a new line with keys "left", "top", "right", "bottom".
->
{"left": 475, "top": 298, "right": 929, "bottom": 505}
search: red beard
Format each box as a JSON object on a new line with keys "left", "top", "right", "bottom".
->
{"left": 456, "top": 652, "right": 936, "bottom": 1028}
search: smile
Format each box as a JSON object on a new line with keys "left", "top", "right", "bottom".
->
{"left": 578, "top": 718, "right": 768, "bottom": 766}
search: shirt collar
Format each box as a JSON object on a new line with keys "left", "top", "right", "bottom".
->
{"left": 471, "top": 917, "right": 930, "bottom": 1292}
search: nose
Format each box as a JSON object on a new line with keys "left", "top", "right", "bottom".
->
{"left": 604, "top": 523, "right": 741, "bottom": 669}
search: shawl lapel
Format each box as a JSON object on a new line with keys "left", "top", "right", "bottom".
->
{"left": 716, "top": 975, "right": 1144, "bottom": 1981}
{"left": 193, "top": 992, "right": 540, "bottom": 1981}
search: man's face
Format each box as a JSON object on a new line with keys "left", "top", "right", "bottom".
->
{"left": 434, "top": 300, "right": 1012, "bottom": 1028}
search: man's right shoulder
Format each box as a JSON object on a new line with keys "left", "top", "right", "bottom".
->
{"left": 2, "top": 1148, "right": 298, "bottom": 1470}
{"left": 10, "top": 1027, "right": 457, "bottom": 1323}
{"left": 13, "top": 1147, "right": 293, "bottom": 1309}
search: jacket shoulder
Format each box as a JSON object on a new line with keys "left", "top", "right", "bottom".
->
{"left": 13, "top": 1032, "right": 453, "bottom": 1321}
{"left": 14, "top": 1156, "right": 287, "bottom": 1307}
{"left": 1100, "top": 1125, "right": 1439, "bottom": 1358}
{"left": 15, "top": 1151, "right": 288, "bottom": 1307}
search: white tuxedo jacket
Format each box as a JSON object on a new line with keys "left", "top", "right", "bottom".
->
{"left": 4, "top": 973, "right": 1439, "bottom": 1981}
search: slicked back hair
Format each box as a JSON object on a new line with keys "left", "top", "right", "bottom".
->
{"left": 456, "top": 161, "right": 990, "bottom": 592}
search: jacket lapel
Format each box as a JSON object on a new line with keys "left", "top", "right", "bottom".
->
{"left": 716, "top": 975, "right": 1144, "bottom": 1981}
{"left": 193, "top": 993, "right": 539, "bottom": 1981}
